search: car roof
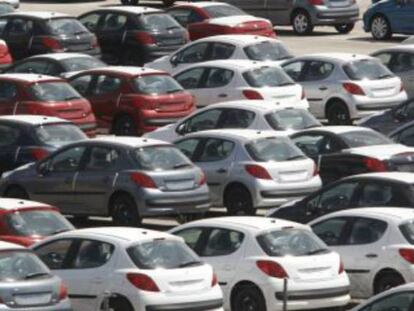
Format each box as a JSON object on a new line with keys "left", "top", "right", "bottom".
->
{"left": 291, "top": 53, "right": 372, "bottom": 63}
{"left": 173, "top": 1, "right": 230, "bottom": 8}
{"left": 4, "top": 11, "right": 70, "bottom": 19}
{"left": 0, "top": 73, "right": 61, "bottom": 83}
{"left": 296, "top": 125, "right": 371, "bottom": 135}
{"left": 194, "top": 35, "right": 281, "bottom": 46}
{"left": 176, "top": 59, "right": 279, "bottom": 73}
{"left": 348, "top": 172, "right": 414, "bottom": 184}
{"left": 373, "top": 45, "right": 414, "bottom": 54}
{"left": 0, "top": 198, "right": 52, "bottom": 211}
{"left": 0, "top": 115, "right": 70, "bottom": 125}
{"left": 25, "top": 53, "right": 97, "bottom": 61}
{"left": 96, "top": 6, "right": 161, "bottom": 14}
{"left": 206, "top": 100, "right": 307, "bottom": 112}
{"left": 182, "top": 129, "right": 289, "bottom": 142}
{"left": 90, "top": 135, "right": 170, "bottom": 148}
{"left": 0, "top": 241, "right": 25, "bottom": 251}
{"left": 78, "top": 66, "right": 165, "bottom": 76}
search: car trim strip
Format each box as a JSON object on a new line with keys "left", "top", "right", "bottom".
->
{"left": 275, "top": 286, "right": 350, "bottom": 301}
{"left": 345, "top": 269, "right": 370, "bottom": 274}
{"left": 146, "top": 299, "right": 223, "bottom": 311}
{"left": 68, "top": 294, "right": 97, "bottom": 299}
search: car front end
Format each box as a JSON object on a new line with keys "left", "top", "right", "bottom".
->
{"left": 305, "top": 0, "right": 360, "bottom": 26}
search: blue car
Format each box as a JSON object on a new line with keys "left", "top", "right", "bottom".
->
{"left": 363, "top": 0, "right": 414, "bottom": 40}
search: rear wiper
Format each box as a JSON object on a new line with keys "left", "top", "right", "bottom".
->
{"left": 179, "top": 261, "right": 202, "bottom": 268}
{"left": 307, "top": 248, "right": 329, "bottom": 255}
{"left": 52, "top": 228, "right": 70, "bottom": 235}
{"left": 305, "top": 124, "right": 322, "bottom": 129}
{"left": 173, "top": 163, "right": 192, "bottom": 169}
{"left": 167, "top": 89, "right": 182, "bottom": 94}
{"left": 166, "top": 26, "right": 180, "bottom": 30}
{"left": 286, "top": 155, "right": 306, "bottom": 161}
{"left": 65, "top": 96, "right": 81, "bottom": 100}
{"left": 278, "top": 82, "right": 296, "bottom": 86}
{"left": 25, "top": 272, "right": 51, "bottom": 280}
{"left": 378, "top": 74, "right": 393, "bottom": 79}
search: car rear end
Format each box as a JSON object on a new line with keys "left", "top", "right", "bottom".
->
{"left": 305, "top": 0, "right": 359, "bottom": 26}
{"left": 390, "top": 220, "right": 414, "bottom": 283}
{"left": 0, "top": 40, "right": 12, "bottom": 70}
{"left": 205, "top": 16, "right": 275, "bottom": 38}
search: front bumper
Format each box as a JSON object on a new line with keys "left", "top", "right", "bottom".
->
{"left": 309, "top": 5, "right": 360, "bottom": 25}
{"left": 0, "top": 299, "right": 72, "bottom": 311}
{"left": 146, "top": 299, "right": 223, "bottom": 311}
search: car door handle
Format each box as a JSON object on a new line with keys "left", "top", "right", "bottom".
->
{"left": 216, "top": 168, "right": 227, "bottom": 173}
{"left": 319, "top": 86, "right": 328, "bottom": 91}
{"left": 223, "top": 264, "right": 232, "bottom": 271}
{"left": 218, "top": 94, "right": 228, "bottom": 98}
{"left": 365, "top": 254, "right": 378, "bottom": 258}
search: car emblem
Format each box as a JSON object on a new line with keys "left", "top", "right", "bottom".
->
{"left": 76, "top": 35, "right": 80, "bottom": 40}
{"left": 254, "top": 24, "right": 258, "bottom": 28}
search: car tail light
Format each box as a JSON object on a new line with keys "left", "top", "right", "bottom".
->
{"left": 339, "top": 259, "right": 345, "bottom": 274}
{"left": 134, "top": 32, "right": 156, "bottom": 45}
{"left": 363, "top": 157, "right": 387, "bottom": 172}
{"left": 31, "top": 148, "right": 49, "bottom": 160}
{"left": 212, "top": 272, "right": 218, "bottom": 287}
{"left": 91, "top": 36, "right": 99, "bottom": 49}
{"left": 257, "top": 260, "right": 288, "bottom": 278}
{"left": 198, "top": 171, "right": 206, "bottom": 186}
{"left": 59, "top": 283, "right": 68, "bottom": 301}
{"left": 343, "top": 82, "right": 365, "bottom": 95}
{"left": 42, "top": 37, "right": 63, "bottom": 52}
{"left": 130, "top": 172, "right": 157, "bottom": 189}
{"left": 308, "top": 0, "right": 324, "bottom": 5}
{"left": 399, "top": 248, "right": 414, "bottom": 264}
{"left": 245, "top": 164, "right": 272, "bottom": 180}
{"left": 127, "top": 273, "right": 160, "bottom": 292}
{"left": 313, "top": 162, "right": 319, "bottom": 176}
{"left": 243, "top": 90, "right": 263, "bottom": 100}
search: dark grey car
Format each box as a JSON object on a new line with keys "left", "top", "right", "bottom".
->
{"left": 0, "top": 136, "right": 210, "bottom": 226}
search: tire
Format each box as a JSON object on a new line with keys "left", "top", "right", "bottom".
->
{"left": 120, "top": 0, "right": 138, "bottom": 5}
{"left": 335, "top": 23, "right": 354, "bottom": 34}
{"left": 233, "top": 285, "right": 266, "bottom": 311}
{"left": 162, "top": 0, "right": 175, "bottom": 6}
{"left": 292, "top": 10, "right": 314, "bottom": 35}
{"left": 225, "top": 185, "right": 255, "bottom": 216}
{"left": 111, "top": 194, "right": 141, "bottom": 227}
{"left": 375, "top": 272, "right": 405, "bottom": 294}
{"left": 102, "top": 297, "right": 133, "bottom": 311}
{"left": 327, "top": 100, "right": 351, "bottom": 125}
{"left": 370, "top": 15, "right": 392, "bottom": 40}
{"left": 112, "top": 115, "right": 137, "bottom": 136}
{"left": 4, "top": 186, "right": 29, "bottom": 200}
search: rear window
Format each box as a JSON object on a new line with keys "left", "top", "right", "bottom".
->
{"left": 35, "top": 123, "right": 87, "bottom": 146}
{"left": 343, "top": 59, "right": 394, "bottom": 81}
{"left": 265, "top": 109, "right": 321, "bottom": 131}
{"left": 246, "top": 137, "right": 306, "bottom": 162}
{"left": 127, "top": 239, "right": 201, "bottom": 269}
{"left": 339, "top": 130, "right": 392, "bottom": 147}
{"left": 244, "top": 41, "right": 293, "bottom": 61}
{"left": 61, "top": 57, "right": 105, "bottom": 72}
{"left": 140, "top": 13, "right": 182, "bottom": 31}
{"left": 400, "top": 221, "right": 414, "bottom": 244}
{"left": 46, "top": 18, "right": 88, "bottom": 35}
{"left": 133, "top": 145, "right": 192, "bottom": 171}
{"left": 257, "top": 228, "right": 329, "bottom": 257}
{"left": 0, "top": 3, "right": 14, "bottom": 15}
{"left": 29, "top": 82, "right": 82, "bottom": 102}
{"left": 0, "top": 250, "right": 50, "bottom": 281}
{"left": 204, "top": 5, "right": 246, "bottom": 18}
{"left": 132, "top": 74, "right": 183, "bottom": 95}
{"left": 243, "top": 66, "right": 294, "bottom": 87}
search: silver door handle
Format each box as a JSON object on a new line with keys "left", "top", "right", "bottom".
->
{"left": 365, "top": 254, "right": 378, "bottom": 258}
{"left": 216, "top": 168, "right": 227, "bottom": 173}
{"left": 218, "top": 94, "right": 228, "bottom": 98}
{"left": 319, "top": 86, "right": 328, "bottom": 91}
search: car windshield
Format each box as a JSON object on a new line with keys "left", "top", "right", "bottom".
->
{"left": 46, "top": 18, "right": 89, "bottom": 35}
{"left": 0, "top": 250, "right": 50, "bottom": 281}
{"left": 244, "top": 41, "right": 293, "bottom": 61}
{"left": 246, "top": 137, "right": 306, "bottom": 162}
{"left": 132, "top": 74, "right": 183, "bottom": 95}
{"left": 35, "top": 123, "right": 87, "bottom": 146}
{"left": 5, "top": 209, "right": 73, "bottom": 237}
{"left": 204, "top": 4, "right": 246, "bottom": 17}
{"left": 343, "top": 59, "right": 394, "bottom": 81}
{"left": 140, "top": 13, "right": 182, "bottom": 31}
{"left": 400, "top": 221, "right": 414, "bottom": 244}
{"left": 133, "top": 145, "right": 192, "bottom": 171}
{"left": 243, "top": 66, "right": 294, "bottom": 87}
{"left": 0, "top": 3, "right": 14, "bottom": 15}
{"left": 29, "top": 82, "right": 82, "bottom": 102}
{"left": 127, "top": 239, "right": 202, "bottom": 269}
{"left": 265, "top": 109, "right": 321, "bottom": 131}
{"left": 61, "top": 57, "right": 105, "bottom": 72}
{"left": 257, "top": 228, "right": 329, "bottom": 257}
{"left": 339, "top": 130, "right": 392, "bottom": 148}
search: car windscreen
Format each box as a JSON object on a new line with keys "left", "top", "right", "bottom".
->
{"left": 243, "top": 66, "right": 295, "bottom": 87}
{"left": 244, "top": 41, "right": 293, "bottom": 61}
{"left": 265, "top": 109, "right": 321, "bottom": 131}
{"left": 132, "top": 74, "right": 184, "bottom": 95}
{"left": 0, "top": 3, "right": 14, "bottom": 15}
{"left": 246, "top": 136, "right": 306, "bottom": 162}
{"left": 61, "top": 57, "right": 105, "bottom": 72}
{"left": 127, "top": 239, "right": 202, "bottom": 269}
{"left": 29, "top": 82, "right": 82, "bottom": 102}
{"left": 140, "top": 13, "right": 182, "bottom": 31}
{"left": 339, "top": 130, "right": 393, "bottom": 148}
{"left": 133, "top": 145, "right": 192, "bottom": 171}
{"left": 46, "top": 18, "right": 89, "bottom": 35}
{"left": 343, "top": 59, "right": 394, "bottom": 81}
{"left": 35, "top": 123, "right": 87, "bottom": 146}
{"left": 257, "top": 228, "right": 329, "bottom": 257}
{"left": 204, "top": 4, "right": 246, "bottom": 17}
{"left": 400, "top": 221, "right": 414, "bottom": 244}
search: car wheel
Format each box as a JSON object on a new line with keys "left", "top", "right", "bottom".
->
{"left": 4, "top": 186, "right": 29, "bottom": 200}
{"left": 111, "top": 194, "right": 141, "bottom": 227}
{"left": 233, "top": 285, "right": 266, "bottom": 311}
{"left": 101, "top": 297, "right": 134, "bottom": 311}
{"left": 371, "top": 15, "right": 392, "bottom": 40}
{"left": 162, "top": 0, "right": 175, "bottom": 6}
{"left": 120, "top": 0, "right": 138, "bottom": 5}
{"left": 112, "top": 115, "right": 137, "bottom": 136}
{"left": 334, "top": 23, "right": 354, "bottom": 34}
{"left": 375, "top": 272, "right": 405, "bottom": 294}
{"left": 225, "top": 185, "right": 255, "bottom": 216}
{"left": 292, "top": 10, "right": 314, "bottom": 35}
{"left": 327, "top": 101, "right": 351, "bottom": 125}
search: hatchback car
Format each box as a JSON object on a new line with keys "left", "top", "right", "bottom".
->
{"left": 0, "top": 74, "right": 96, "bottom": 137}
{"left": 0, "top": 136, "right": 210, "bottom": 226}
{"left": 0, "top": 241, "right": 71, "bottom": 311}
{"left": 168, "top": 2, "right": 275, "bottom": 41}
{"left": 32, "top": 227, "right": 224, "bottom": 311}
{"left": 175, "top": 129, "right": 321, "bottom": 215}
{"left": 171, "top": 216, "right": 350, "bottom": 311}
{"left": 68, "top": 66, "right": 195, "bottom": 136}
{"left": 0, "top": 12, "right": 100, "bottom": 61}
{"left": 0, "top": 39, "right": 12, "bottom": 70}
{"left": 78, "top": 6, "right": 188, "bottom": 65}
{"left": 174, "top": 60, "right": 308, "bottom": 108}
{"left": 146, "top": 100, "right": 322, "bottom": 143}
{"left": 310, "top": 208, "right": 414, "bottom": 298}
{"left": 0, "top": 115, "right": 87, "bottom": 174}
{"left": 282, "top": 53, "right": 407, "bottom": 124}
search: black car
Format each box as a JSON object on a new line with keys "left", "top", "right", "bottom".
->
{"left": 291, "top": 126, "right": 414, "bottom": 184}
{"left": 0, "top": 115, "right": 87, "bottom": 174}
{"left": 389, "top": 119, "right": 414, "bottom": 147}
{"left": 0, "top": 12, "right": 101, "bottom": 60}
{"left": 78, "top": 6, "right": 189, "bottom": 65}
{"left": 267, "top": 172, "right": 414, "bottom": 223}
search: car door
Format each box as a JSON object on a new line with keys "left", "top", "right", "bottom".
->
{"left": 0, "top": 81, "right": 18, "bottom": 116}
{"left": 354, "top": 180, "right": 408, "bottom": 207}
{"left": 0, "top": 123, "right": 21, "bottom": 173}
{"left": 175, "top": 108, "right": 225, "bottom": 137}
{"left": 358, "top": 290, "right": 414, "bottom": 311}
{"left": 69, "top": 74, "right": 95, "bottom": 99}
{"left": 392, "top": 123, "right": 414, "bottom": 146}
{"left": 174, "top": 67, "right": 209, "bottom": 107}
{"left": 3, "top": 18, "right": 34, "bottom": 60}
{"left": 389, "top": 52, "right": 414, "bottom": 98}
{"left": 79, "top": 13, "right": 104, "bottom": 51}
{"left": 7, "top": 59, "right": 49, "bottom": 74}
{"left": 170, "top": 42, "right": 212, "bottom": 72}
{"left": 203, "top": 67, "right": 235, "bottom": 105}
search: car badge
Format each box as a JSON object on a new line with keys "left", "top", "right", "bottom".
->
{"left": 254, "top": 24, "right": 258, "bottom": 28}
{"left": 76, "top": 35, "right": 80, "bottom": 40}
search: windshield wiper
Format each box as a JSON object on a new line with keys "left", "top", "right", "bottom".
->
{"left": 307, "top": 248, "right": 329, "bottom": 255}
{"left": 179, "top": 261, "right": 202, "bottom": 268}
{"left": 25, "top": 272, "right": 51, "bottom": 280}
{"left": 173, "top": 163, "right": 192, "bottom": 169}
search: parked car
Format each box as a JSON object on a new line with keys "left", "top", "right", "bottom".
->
{"left": 0, "top": 136, "right": 210, "bottom": 226}
{"left": 0, "top": 74, "right": 96, "bottom": 137}
{"left": 32, "top": 227, "right": 224, "bottom": 311}
{"left": 0, "top": 39, "right": 12, "bottom": 70}
{"left": 310, "top": 208, "right": 414, "bottom": 298}
{"left": 68, "top": 66, "right": 195, "bottom": 136}
{"left": 78, "top": 6, "right": 188, "bottom": 65}
{"left": 220, "top": 0, "right": 359, "bottom": 35}
{"left": 0, "top": 2, "right": 14, "bottom": 13}
{"left": 170, "top": 216, "right": 350, "bottom": 311}
{"left": 168, "top": 2, "right": 275, "bottom": 41}
{"left": 0, "top": 12, "right": 100, "bottom": 61}
{"left": 174, "top": 60, "right": 308, "bottom": 108}
{"left": 145, "top": 100, "right": 322, "bottom": 142}
{"left": 291, "top": 126, "right": 414, "bottom": 184}
{"left": 281, "top": 53, "right": 407, "bottom": 124}
{"left": 0, "top": 241, "right": 71, "bottom": 311}
{"left": 363, "top": 0, "right": 414, "bottom": 40}
{"left": 267, "top": 172, "right": 414, "bottom": 223}
{"left": 5, "top": 53, "right": 106, "bottom": 79}
{"left": 389, "top": 119, "right": 414, "bottom": 147}
{"left": 2, "top": 0, "right": 18, "bottom": 9}
{"left": 0, "top": 115, "right": 88, "bottom": 174}
{"left": 174, "top": 129, "right": 322, "bottom": 215}
{"left": 145, "top": 35, "right": 293, "bottom": 73}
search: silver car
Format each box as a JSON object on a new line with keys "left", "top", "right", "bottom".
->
{"left": 0, "top": 136, "right": 210, "bottom": 226}
{"left": 174, "top": 129, "right": 322, "bottom": 215}
{"left": 0, "top": 241, "right": 71, "bottom": 311}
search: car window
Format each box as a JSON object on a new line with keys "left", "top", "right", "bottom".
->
{"left": 405, "top": 101, "right": 414, "bottom": 118}
{"left": 205, "top": 68, "right": 234, "bottom": 88}
{"left": 175, "top": 43, "right": 209, "bottom": 64}
{"left": 201, "top": 228, "right": 244, "bottom": 257}
{"left": 0, "top": 4, "right": 14, "bottom": 16}
{"left": 390, "top": 52, "right": 414, "bottom": 73}
{"left": 175, "top": 228, "right": 204, "bottom": 250}
{"left": 339, "top": 130, "right": 392, "bottom": 147}
{"left": 292, "top": 134, "right": 342, "bottom": 158}
{"left": 132, "top": 74, "right": 183, "bottom": 95}
{"left": 9, "top": 60, "right": 50, "bottom": 74}
{"left": 132, "top": 145, "right": 192, "bottom": 171}
{"left": 93, "top": 75, "right": 122, "bottom": 95}
{"left": 175, "top": 68, "right": 205, "bottom": 89}
{"left": 203, "top": 4, "right": 246, "bottom": 18}
{"left": 246, "top": 136, "right": 305, "bottom": 162}
{"left": 343, "top": 59, "right": 393, "bottom": 81}
{"left": 397, "top": 125, "right": 414, "bottom": 146}
{"left": 79, "top": 13, "right": 101, "bottom": 32}
{"left": 0, "top": 81, "right": 17, "bottom": 100}
{"left": 243, "top": 66, "right": 293, "bottom": 87}
{"left": 219, "top": 109, "right": 255, "bottom": 129}
{"left": 168, "top": 8, "right": 192, "bottom": 26}
{"left": 209, "top": 43, "right": 235, "bottom": 60}
{"left": 198, "top": 138, "right": 235, "bottom": 162}
{"left": 35, "top": 239, "right": 73, "bottom": 270}
{"left": 303, "top": 61, "right": 334, "bottom": 81}
{"left": 360, "top": 291, "right": 414, "bottom": 311}
{"left": 70, "top": 75, "right": 94, "bottom": 96}
{"left": 374, "top": 52, "right": 392, "bottom": 67}
{"left": 357, "top": 183, "right": 401, "bottom": 206}
{"left": 61, "top": 57, "right": 105, "bottom": 72}
{"left": 101, "top": 13, "right": 127, "bottom": 31}
{"left": 282, "top": 61, "right": 306, "bottom": 81}
{"left": 7, "top": 18, "right": 32, "bottom": 35}
{"left": 49, "top": 146, "right": 86, "bottom": 173}
{"left": 312, "top": 217, "right": 349, "bottom": 246}
{"left": 84, "top": 147, "right": 120, "bottom": 171}
{"left": 244, "top": 40, "right": 292, "bottom": 62}
{"left": 0, "top": 250, "right": 50, "bottom": 281}
{"left": 29, "top": 82, "right": 82, "bottom": 102}
{"left": 347, "top": 217, "right": 387, "bottom": 245}
{"left": 139, "top": 13, "right": 181, "bottom": 32}
{"left": 175, "top": 138, "right": 201, "bottom": 159}
{"left": 0, "top": 124, "right": 20, "bottom": 146}
{"left": 72, "top": 240, "right": 114, "bottom": 269}
{"left": 179, "top": 109, "right": 223, "bottom": 134}
{"left": 265, "top": 109, "right": 321, "bottom": 131}
{"left": 317, "top": 182, "right": 359, "bottom": 212}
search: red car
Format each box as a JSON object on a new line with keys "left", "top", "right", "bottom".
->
{"left": 68, "top": 66, "right": 195, "bottom": 136}
{"left": 0, "top": 199, "right": 74, "bottom": 247}
{"left": 168, "top": 2, "right": 276, "bottom": 41}
{"left": 0, "top": 74, "right": 97, "bottom": 137}
{"left": 0, "top": 39, "right": 12, "bottom": 70}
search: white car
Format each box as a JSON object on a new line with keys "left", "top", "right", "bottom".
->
{"left": 145, "top": 35, "right": 293, "bottom": 73}
{"left": 145, "top": 100, "right": 322, "bottom": 142}
{"left": 282, "top": 53, "right": 408, "bottom": 124}
{"left": 32, "top": 227, "right": 224, "bottom": 311}
{"left": 174, "top": 129, "right": 322, "bottom": 215}
{"left": 310, "top": 208, "right": 414, "bottom": 299}
{"left": 170, "top": 216, "right": 351, "bottom": 311}
{"left": 173, "top": 60, "right": 308, "bottom": 108}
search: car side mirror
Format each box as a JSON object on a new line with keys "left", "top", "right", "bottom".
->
{"left": 176, "top": 123, "right": 187, "bottom": 135}
{"left": 170, "top": 55, "right": 179, "bottom": 67}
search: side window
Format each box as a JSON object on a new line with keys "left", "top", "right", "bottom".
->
{"left": 347, "top": 217, "right": 387, "bottom": 245}
{"left": 175, "top": 138, "right": 201, "bottom": 159}
{"left": 9, "top": 60, "right": 49, "bottom": 74}
{"left": 198, "top": 138, "right": 235, "bottom": 162}
{"left": 0, "top": 124, "right": 20, "bottom": 146}
{"left": 0, "top": 18, "right": 7, "bottom": 35}
{"left": 219, "top": 109, "right": 255, "bottom": 129}
{"left": 374, "top": 52, "right": 393, "bottom": 68}
{"left": 70, "top": 75, "right": 94, "bottom": 96}
{"left": 187, "top": 10, "right": 204, "bottom": 23}
{"left": 390, "top": 52, "right": 414, "bottom": 73}
{"left": 50, "top": 146, "right": 86, "bottom": 173}
{"left": 175, "top": 68, "right": 205, "bottom": 89}
{"left": 72, "top": 240, "right": 114, "bottom": 269}
{"left": 79, "top": 13, "right": 101, "bottom": 32}
{"left": 282, "top": 61, "right": 306, "bottom": 81}
{"left": 292, "top": 134, "right": 340, "bottom": 157}
{"left": 404, "top": 100, "right": 414, "bottom": 118}
{"left": 303, "top": 61, "right": 334, "bottom": 82}
{"left": 209, "top": 43, "right": 236, "bottom": 60}
{"left": 397, "top": 125, "right": 414, "bottom": 146}
{"left": 93, "top": 75, "right": 122, "bottom": 95}
{"left": 357, "top": 183, "right": 397, "bottom": 207}
{"left": 318, "top": 182, "right": 359, "bottom": 212}
{"left": 175, "top": 228, "right": 204, "bottom": 250}
{"left": 201, "top": 228, "right": 244, "bottom": 257}
{"left": 0, "top": 81, "right": 17, "bottom": 100}
{"left": 101, "top": 13, "right": 127, "bottom": 31}
{"left": 84, "top": 147, "right": 120, "bottom": 171}
{"left": 168, "top": 9, "right": 191, "bottom": 27}
{"left": 312, "top": 217, "right": 349, "bottom": 246}
{"left": 176, "top": 43, "right": 209, "bottom": 64}
{"left": 360, "top": 291, "right": 414, "bottom": 311}
{"left": 178, "top": 109, "right": 223, "bottom": 134}
{"left": 35, "top": 239, "right": 73, "bottom": 270}
{"left": 205, "top": 68, "right": 234, "bottom": 88}
{"left": 7, "top": 18, "right": 33, "bottom": 36}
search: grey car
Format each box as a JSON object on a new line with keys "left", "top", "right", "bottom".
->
{"left": 0, "top": 241, "right": 71, "bottom": 311}
{"left": 222, "top": 0, "right": 359, "bottom": 35}
{"left": 0, "top": 136, "right": 210, "bottom": 226}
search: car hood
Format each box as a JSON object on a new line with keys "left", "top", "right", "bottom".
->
{"left": 208, "top": 15, "right": 269, "bottom": 27}
{"left": 2, "top": 162, "right": 35, "bottom": 179}
{"left": 343, "top": 144, "right": 414, "bottom": 160}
